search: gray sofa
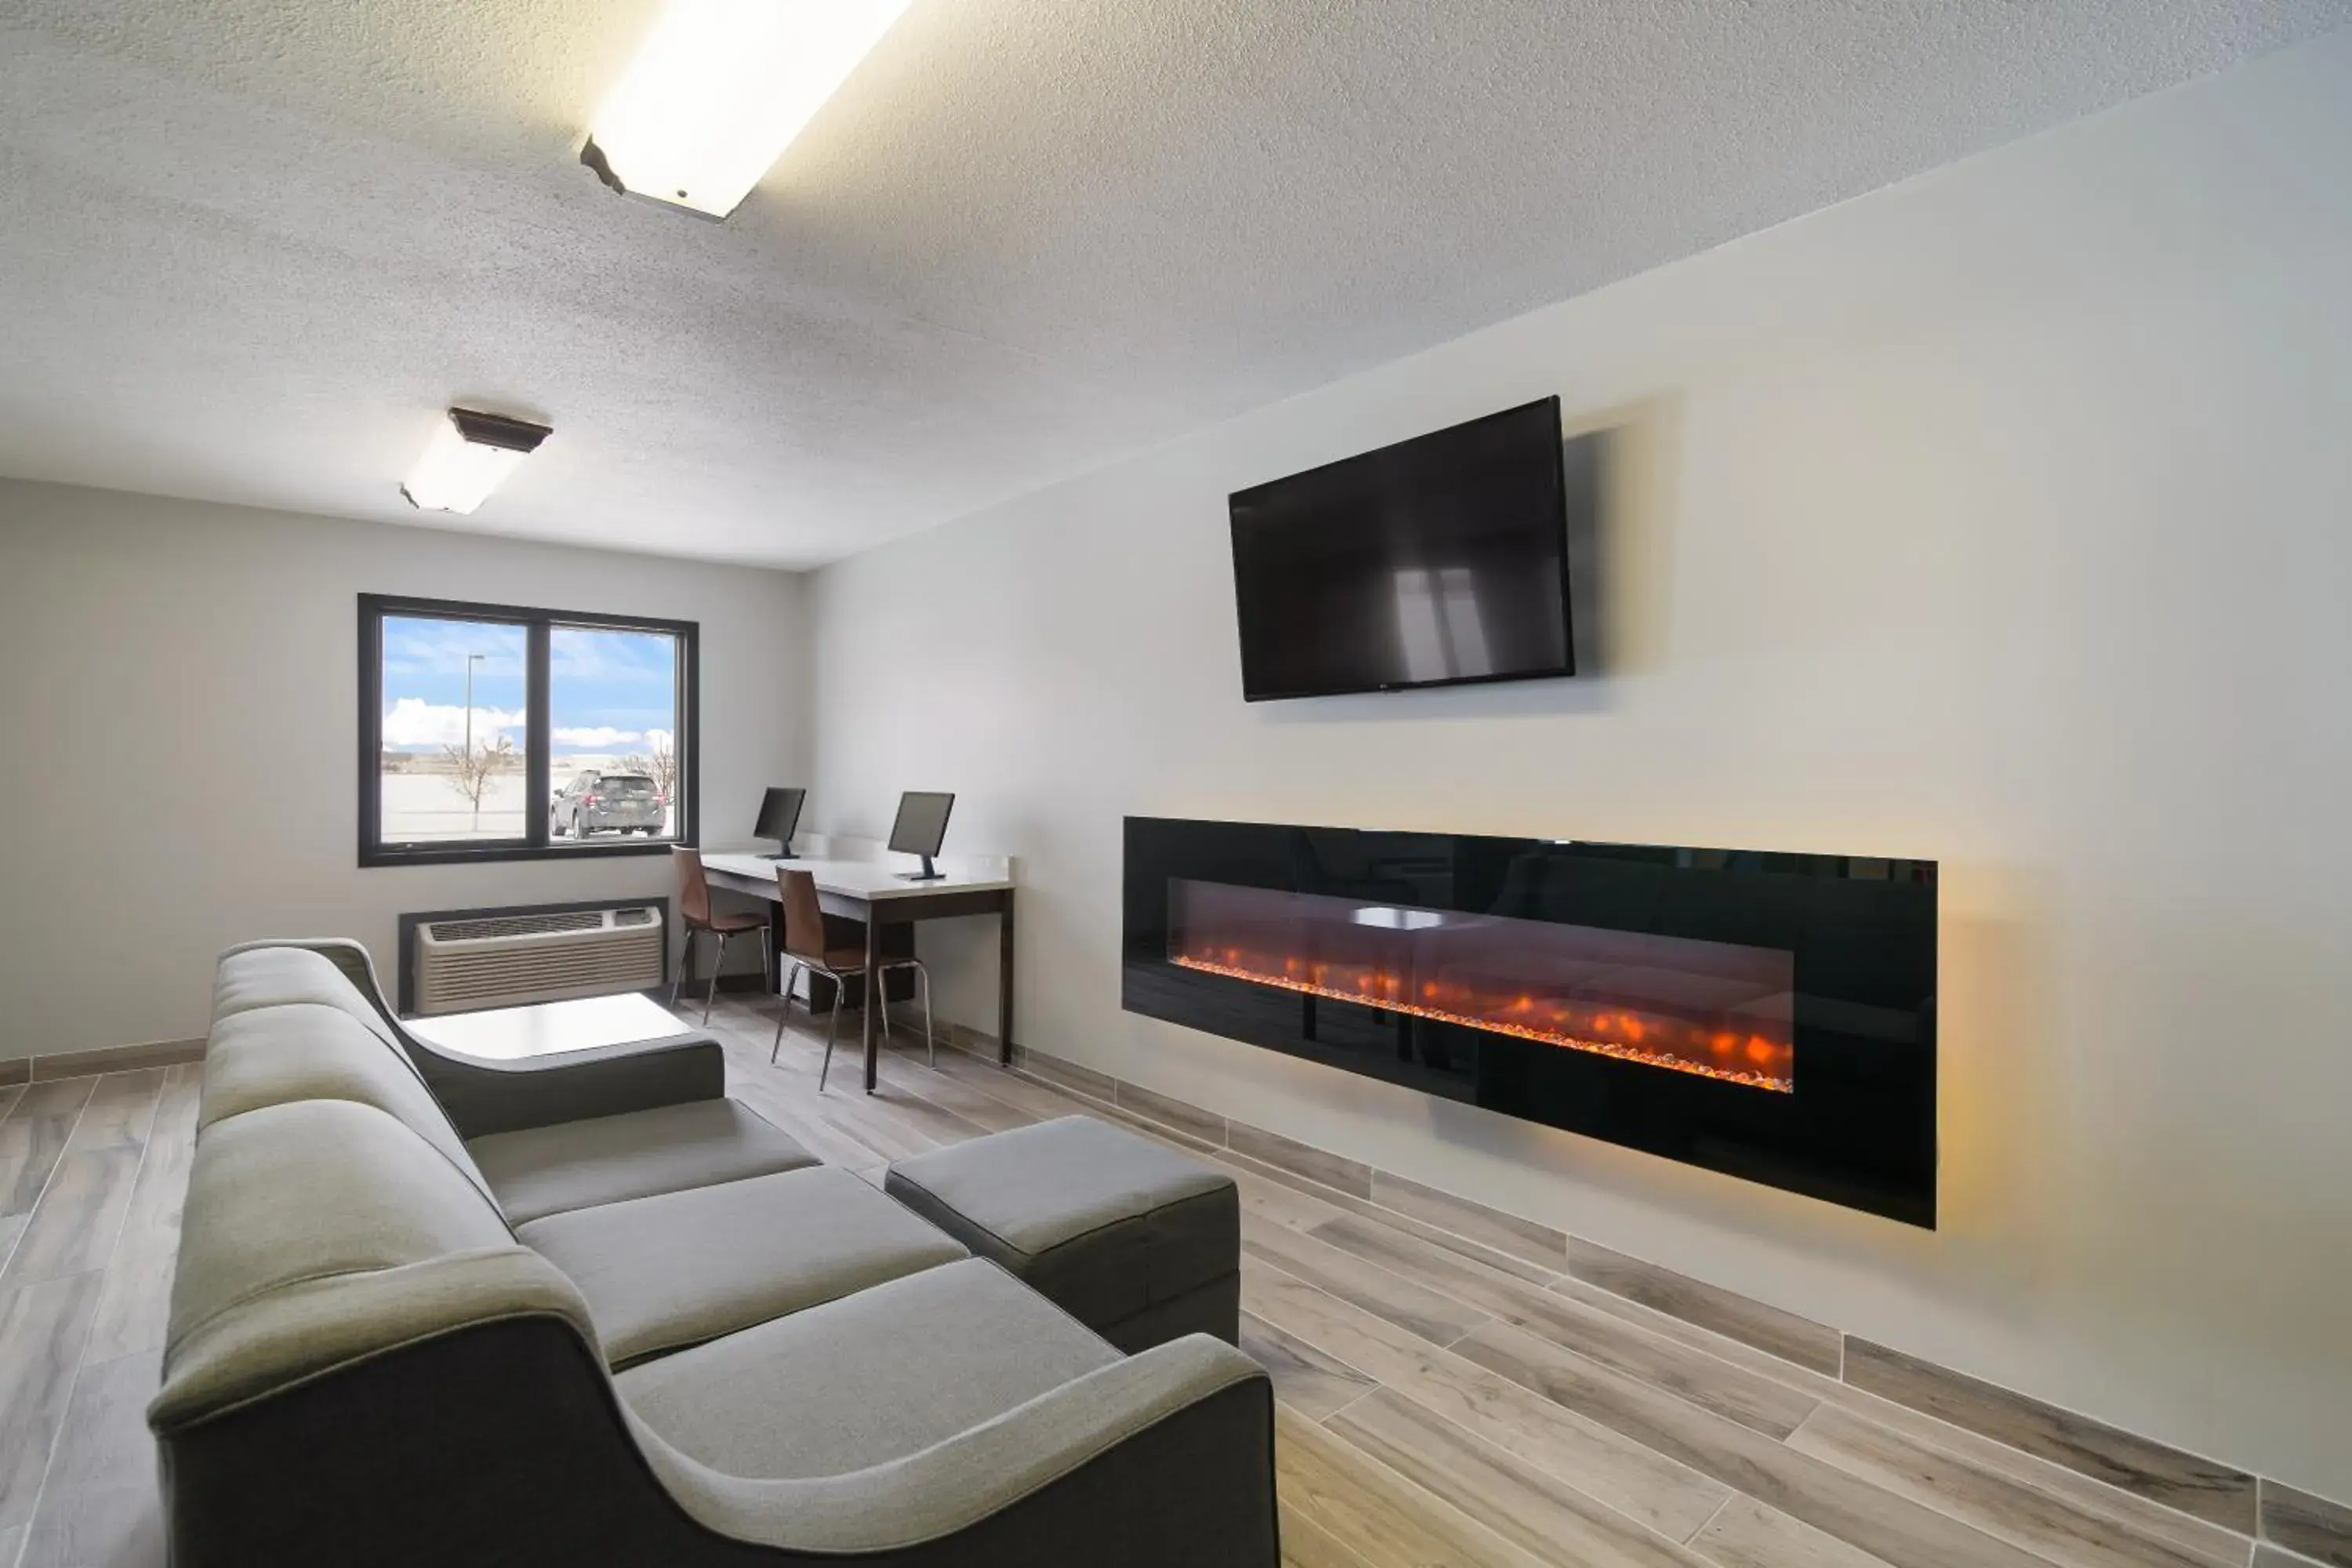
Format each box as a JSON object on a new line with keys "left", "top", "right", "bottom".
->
{"left": 151, "top": 939, "right": 1278, "bottom": 1567}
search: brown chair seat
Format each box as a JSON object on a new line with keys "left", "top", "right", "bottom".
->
{"left": 671, "top": 847, "right": 773, "bottom": 1023}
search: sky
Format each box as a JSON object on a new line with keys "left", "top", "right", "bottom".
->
{"left": 379, "top": 615, "right": 677, "bottom": 757}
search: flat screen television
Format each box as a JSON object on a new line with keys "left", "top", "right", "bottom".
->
{"left": 1228, "top": 397, "right": 1574, "bottom": 702}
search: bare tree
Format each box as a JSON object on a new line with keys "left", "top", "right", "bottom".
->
{"left": 441, "top": 734, "right": 517, "bottom": 829}
{"left": 621, "top": 734, "right": 679, "bottom": 829}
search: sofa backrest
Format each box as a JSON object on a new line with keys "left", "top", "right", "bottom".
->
{"left": 202, "top": 1001, "right": 495, "bottom": 1197}
{"left": 203, "top": 946, "right": 494, "bottom": 1200}
{"left": 150, "top": 1097, "right": 597, "bottom": 1433}
{"left": 213, "top": 943, "right": 412, "bottom": 1052}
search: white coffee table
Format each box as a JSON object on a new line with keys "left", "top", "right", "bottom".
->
{"left": 405, "top": 993, "right": 706, "bottom": 1064}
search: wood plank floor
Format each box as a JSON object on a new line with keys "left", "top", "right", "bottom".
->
{"left": 0, "top": 1002, "right": 2277, "bottom": 1568}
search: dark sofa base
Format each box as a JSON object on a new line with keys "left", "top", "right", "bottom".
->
{"left": 160, "top": 1315, "right": 1280, "bottom": 1568}
{"left": 1098, "top": 1272, "right": 1240, "bottom": 1353}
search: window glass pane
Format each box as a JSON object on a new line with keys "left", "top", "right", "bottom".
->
{"left": 547, "top": 626, "right": 680, "bottom": 843}
{"left": 378, "top": 617, "right": 529, "bottom": 843}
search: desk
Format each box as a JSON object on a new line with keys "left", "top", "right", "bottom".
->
{"left": 700, "top": 852, "right": 1014, "bottom": 1094}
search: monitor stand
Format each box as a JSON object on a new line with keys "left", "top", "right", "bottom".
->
{"left": 898, "top": 854, "right": 945, "bottom": 882}
{"left": 763, "top": 840, "right": 798, "bottom": 862}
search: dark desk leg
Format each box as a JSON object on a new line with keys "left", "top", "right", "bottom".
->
{"left": 862, "top": 912, "right": 882, "bottom": 1094}
{"left": 998, "top": 889, "right": 1015, "bottom": 1066}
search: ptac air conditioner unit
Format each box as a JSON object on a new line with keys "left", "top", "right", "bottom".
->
{"left": 411, "top": 905, "right": 664, "bottom": 1015}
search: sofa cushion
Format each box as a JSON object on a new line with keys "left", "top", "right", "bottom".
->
{"left": 468, "top": 1098, "right": 818, "bottom": 1225}
{"left": 616, "top": 1258, "right": 1118, "bottom": 1479}
{"left": 213, "top": 945, "right": 408, "bottom": 1054}
{"left": 517, "top": 1165, "right": 968, "bottom": 1367}
{"left": 201, "top": 1003, "right": 490, "bottom": 1199}
{"left": 884, "top": 1116, "right": 1238, "bottom": 1341}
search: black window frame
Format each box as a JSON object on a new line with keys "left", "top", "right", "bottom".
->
{"left": 358, "top": 593, "right": 700, "bottom": 868}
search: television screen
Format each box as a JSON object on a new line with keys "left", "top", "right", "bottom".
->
{"left": 1228, "top": 397, "right": 1574, "bottom": 702}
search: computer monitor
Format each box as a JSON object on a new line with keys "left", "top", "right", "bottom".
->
{"left": 754, "top": 787, "right": 806, "bottom": 859}
{"left": 887, "top": 791, "right": 955, "bottom": 881}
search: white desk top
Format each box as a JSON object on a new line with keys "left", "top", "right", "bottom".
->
{"left": 702, "top": 851, "right": 1013, "bottom": 900}
{"left": 406, "top": 993, "right": 695, "bottom": 1062}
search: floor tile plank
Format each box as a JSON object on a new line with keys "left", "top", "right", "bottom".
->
{"left": 1229, "top": 1122, "right": 1374, "bottom": 1199}
{"left": 0, "top": 1274, "right": 104, "bottom": 1530}
{"left": 1243, "top": 1259, "right": 1731, "bottom": 1542}
{"left": 0, "top": 1072, "right": 166, "bottom": 1294}
{"left": 1276, "top": 1403, "right": 1544, "bottom": 1568}
{"left": 1240, "top": 1308, "right": 1379, "bottom": 1421}
{"left": 1691, "top": 1494, "right": 1900, "bottom": 1568}
{"left": 1115, "top": 1080, "right": 1228, "bottom": 1146}
{"left": 1842, "top": 1338, "right": 2256, "bottom": 1533}
{"left": 1310, "top": 1211, "right": 1820, "bottom": 1439}
{"left": 1455, "top": 1320, "right": 2057, "bottom": 1568}
{"left": 1568, "top": 1240, "right": 1841, "bottom": 1377}
{"left": 2263, "top": 1480, "right": 2352, "bottom": 1568}
{"left": 1541, "top": 1273, "right": 2252, "bottom": 1568}
{"left": 1281, "top": 1501, "right": 1376, "bottom": 1568}
{"left": 18, "top": 1348, "right": 164, "bottom": 1568}
{"left": 0, "top": 1083, "right": 98, "bottom": 1273}
{"left": 1244, "top": 1221, "right": 1493, "bottom": 1348}
{"left": 1329, "top": 1387, "right": 1715, "bottom": 1568}
{"left": 1369, "top": 1170, "right": 1569, "bottom": 1271}
{"left": 82, "top": 1070, "right": 201, "bottom": 1367}
{"left": 1788, "top": 1401, "right": 2238, "bottom": 1568}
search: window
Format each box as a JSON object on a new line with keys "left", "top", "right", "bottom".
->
{"left": 360, "top": 595, "right": 698, "bottom": 866}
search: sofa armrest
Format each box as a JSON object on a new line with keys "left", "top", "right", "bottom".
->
{"left": 220, "top": 937, "right": 728, "bottom": 1137}
{"left": 630, "top": 1334, "right": 1278, "bottom": 1564}
{"left": 418, "top": 1039, "right": 728, "bottom": 1139}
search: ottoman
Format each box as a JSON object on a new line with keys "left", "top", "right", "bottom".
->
{"left": 884, "top": 1116, "right": 1240, "bottom": 1352}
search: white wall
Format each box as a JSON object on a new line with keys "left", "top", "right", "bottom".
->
{"left": 0, "top": 482, "right": 808, "bottom": 1057}
{"left": 808, "top": 33, "right": 2352, "bottom": 1497}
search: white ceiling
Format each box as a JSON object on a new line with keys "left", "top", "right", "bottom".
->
{"left": 2, "top": 2, "right": 2345, "bottom": 568}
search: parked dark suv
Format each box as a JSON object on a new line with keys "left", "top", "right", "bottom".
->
{"left": 550, "top": 770, "right": 667, "bottom": 838}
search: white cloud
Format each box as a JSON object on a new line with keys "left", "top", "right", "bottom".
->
{"left": 553, "top": 726, "right": 644, "bottom": 748}
{"left": 382, "top": 698, "right": 526, "bottom": 749}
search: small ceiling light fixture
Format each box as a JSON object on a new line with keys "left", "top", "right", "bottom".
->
{"left": 580, "top": 0, "right": 913, "bottom": 220}
{"left": 401, "top": 408, "right": 554, "bottom": 514}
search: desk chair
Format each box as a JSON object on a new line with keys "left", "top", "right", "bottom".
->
{"left": 769, "top": 866, "right": 934, "bottom": 1091}
{"left": 670, "top": 847, "right": 772, "bottom": 1023}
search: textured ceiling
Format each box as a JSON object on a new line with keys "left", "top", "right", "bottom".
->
{"left": 2, "top": 1, "right": 2346, "bottom": 567}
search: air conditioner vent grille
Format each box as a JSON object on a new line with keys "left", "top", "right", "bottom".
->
{"left": 426, "top": 911, "right": 606, "bottom": 942}
{"left": 412, "top": 904, "right": 666, "bottom": 1015}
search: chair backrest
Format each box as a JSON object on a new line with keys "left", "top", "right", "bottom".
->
{"left": 673, "top": 846, "right": 713, "bottom": 926}
{"left": 777, "top": 867, "right": 831, "bottom": 961}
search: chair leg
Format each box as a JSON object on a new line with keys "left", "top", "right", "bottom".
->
{"left": 818, "top": 974, "right": 842, "bottom": 1093}
{"left": 703, "top": 932, "right": 728, "bottom": 1023}
{"left": 915, "top": 961, "right": 936, "bottom": 1068}
{"left": 771, "top": 962, "right": 804, "bottom": 1064}
{"left": 670, "top": 928, "right": 694, "bottom": 1007}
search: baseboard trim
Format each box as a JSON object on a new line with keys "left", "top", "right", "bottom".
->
{"left": 984, "top": 1035, "right": 2333, "bottom": 1543}
{"left": 4, "top": 1036, "right": 207, "bottom": 1085}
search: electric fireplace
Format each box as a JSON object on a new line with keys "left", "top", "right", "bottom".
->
{"left": 1123, "top": 818, "right": 1937, "bottom": 1225}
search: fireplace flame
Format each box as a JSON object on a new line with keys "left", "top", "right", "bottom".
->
{"left": 1168, "top": 951, "right": 1795, "bottom": 1093}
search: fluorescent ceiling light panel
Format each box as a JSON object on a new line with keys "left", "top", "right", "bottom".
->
{"left": 583, "top": 0, "right": 914, "bottom": 219}
{"left": 401, "top": 409, "right": 553, "bottom": 514}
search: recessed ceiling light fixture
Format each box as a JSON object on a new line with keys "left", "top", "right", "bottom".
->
{"left": 401, "top": 408, "right": 553, "bottom": 515}
{"left": 579, "top": 0, "right": 913, "bottom": 220}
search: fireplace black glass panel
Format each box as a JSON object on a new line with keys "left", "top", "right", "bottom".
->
{"left": 1123, "top": 818, "right": 1937, "bottom": 1225}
